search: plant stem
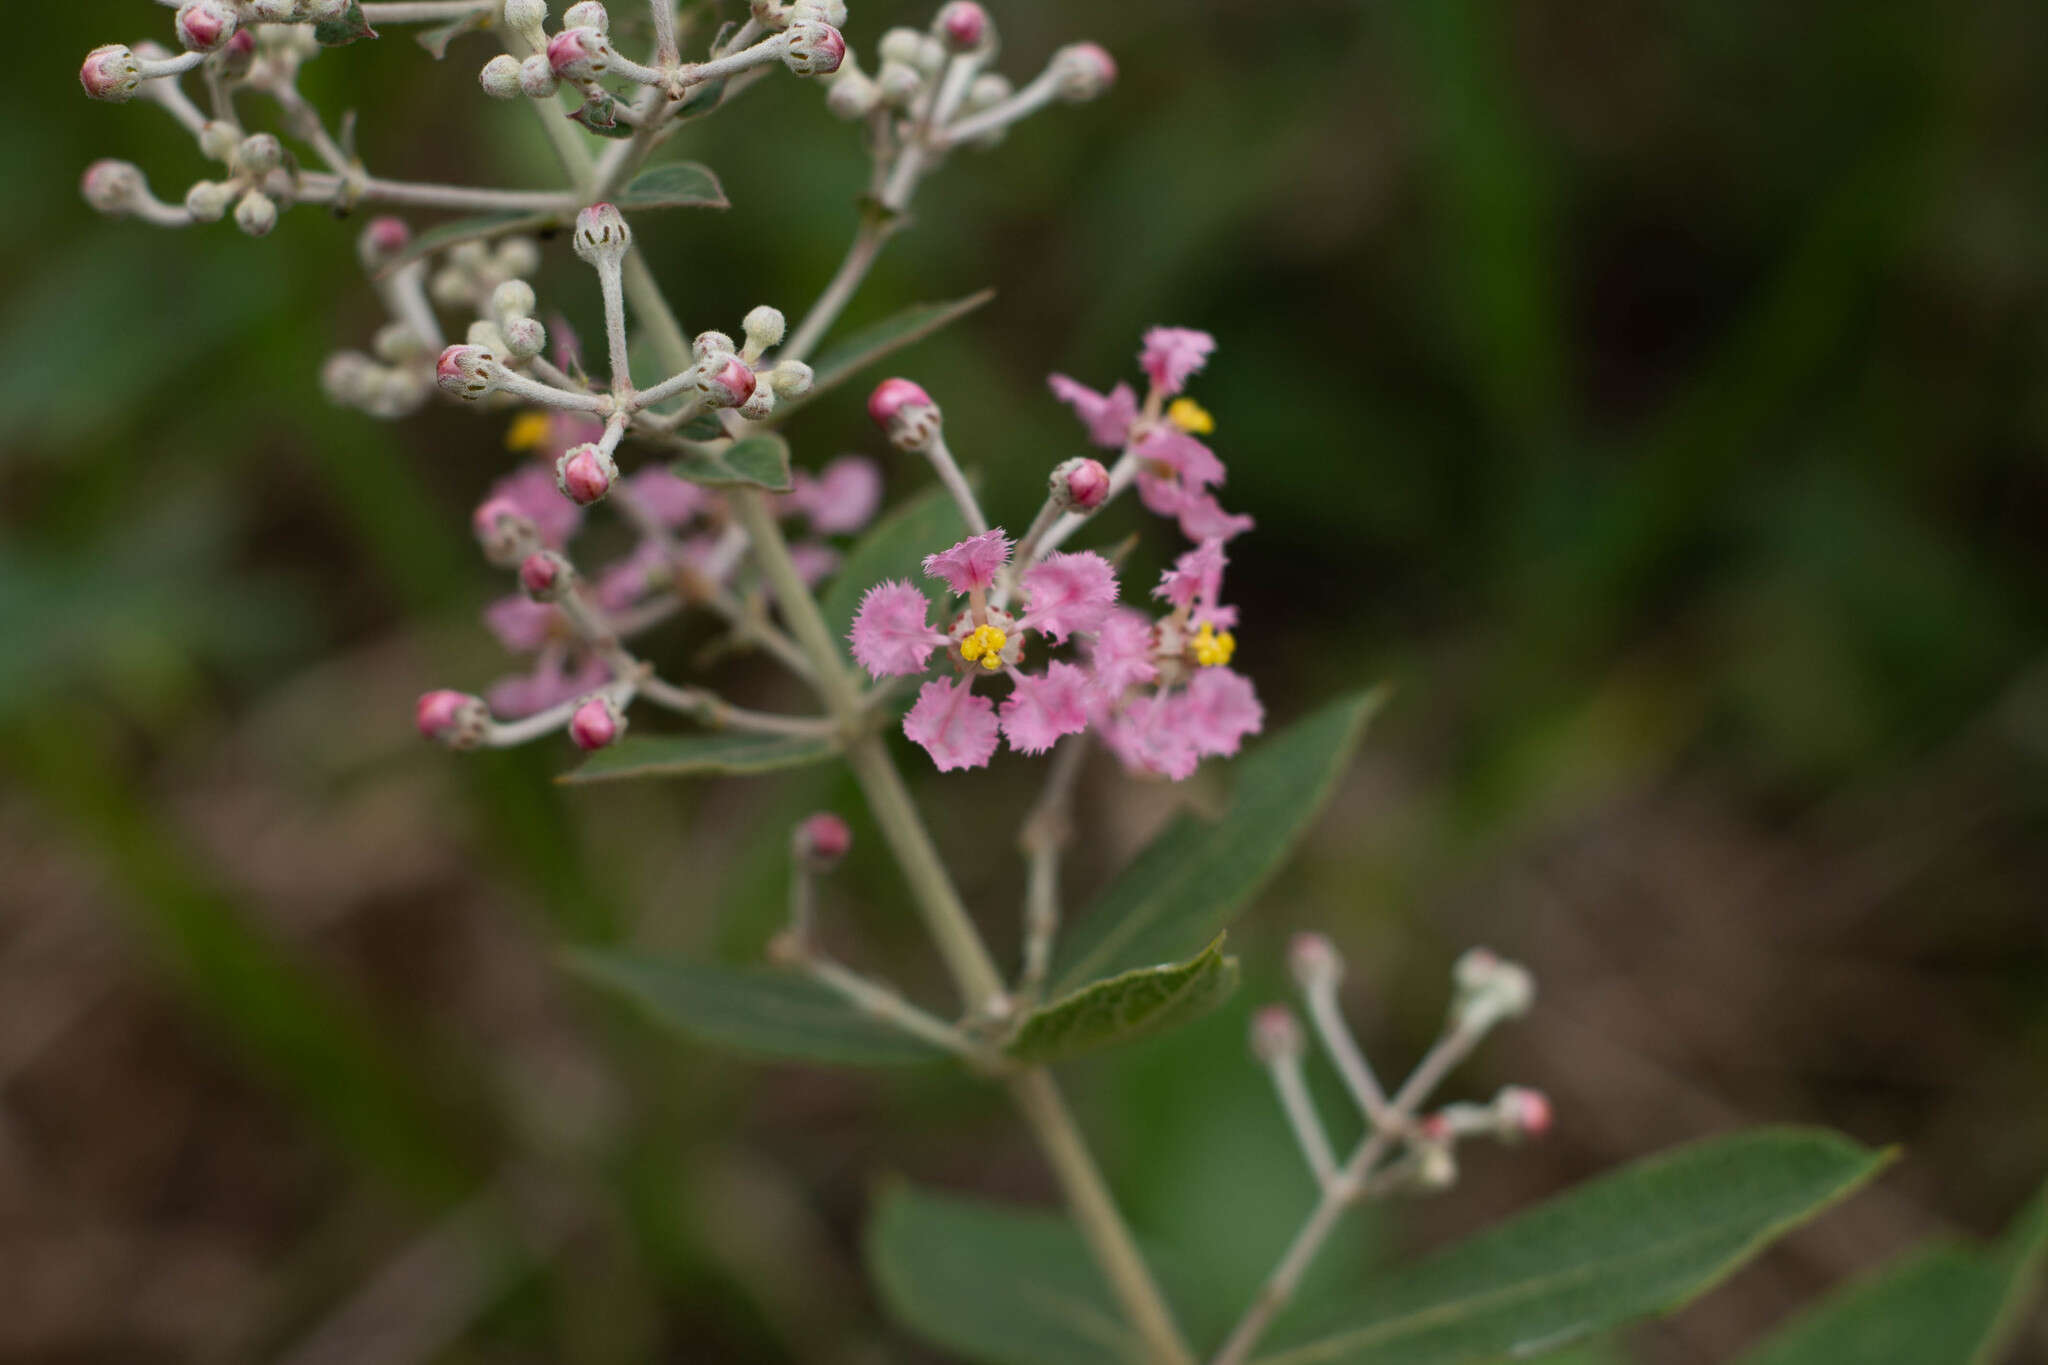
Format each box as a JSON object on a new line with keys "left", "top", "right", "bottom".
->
{"left": 781, "top": 214, "right": 898, "bottom": 365}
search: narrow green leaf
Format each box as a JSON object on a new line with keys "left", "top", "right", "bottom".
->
{"left": 1004, "top": 936, "right": 1239, "bottom": 1064}
{"left": 618, "top": 161, "right": 729, "bottom": 211}
{"left": 1052, "top": 689, "right": 1386, "bottom": 994}
{"left": 567, "top": 952, "right": 950, "bottom": 1067}
{"left": 313, "top": 0, "right": 375, "bottom": 45}
{"left": 1254, "top": 1128, "right": 1892, "bottom": 1365}
{"left": 867, "top": 1184, "right": 1157, "bottom": 1365}
{"left": 674, "top": 432, "right": 793, "bottom": 491}
{"left": 777, "top": 289, "right": 997, "bottom": 419}
{"left": 560, "top": 731, "right": 838, "bottom": 784}
{"left": 415, "top": 9, "right": 489, "bottom": 58}
{"left": 373, "top": 211, "right": 564, "bottom": 278}
{"left": 818, "top": 483, "right": 969, "bottom": 640}
{"left": 1737, "top": 1178, "right": 2048, "bottom": 1365}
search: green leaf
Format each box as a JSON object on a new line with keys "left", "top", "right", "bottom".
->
{"left": 618, "top": 161, "right": 729, "bottom": 212}
{"left": 1004, "top": 936, "right": 1239, "bottom": 1064}
{"left": 567, "top": 952, "right": 950, "bottom": 1067}
{"left": 373, "top": 211, "right": 564, "bottom": 278}
{"left": 867, "top": 1184, "right": 1162, "bottom": 1365}
{"left": 1254, "top": 1128, "right": 1892, "bottom": 1365}
{"left": 313, "top": 0, "right": 375, "bottom": 45}
{"left": 1736, "top": 1178, "right": 2048, "bottom": 1365}
{"left": 560, "top": 731, "right": 838, "bottom": 784}
{"left": 570, "top": 93, "right": 635, "bottom": 138}
{"left": 819, "top": 484, "right": 969, "bottom": 641}
{"left": 1052, "top": 689, "right": 1386, "bottom": 994}
{"left": 674, "top": 433, "right": 793, "bottom": 491}
{"left": 777, "top": 289, "right": 997, "bottom": 419}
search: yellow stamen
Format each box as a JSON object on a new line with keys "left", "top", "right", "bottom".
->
{"left": 1192, "top": 622, "right": 1236, "bottom": 667}
{"left": 959, "top": 624, "right": 1008, "bottom": 671}
{"left": 1167, "top": 397, "right": 1214, "bottom": 435}
{"left": 506, "top": 410, "right": 553, "bottom": 452}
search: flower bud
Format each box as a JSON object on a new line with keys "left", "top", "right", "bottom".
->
{"left": 221, "top": 28, "right": 257, "bottom": 74}
{"left": 555, "top": 443, "right": 618, "bottom": 505}
{"left": 417, "top": 690, "right": 490, "bottom": 748}
{"left": 520, "top": 550, "right": 574, "bottom": 600}
{"left": 793, "top": 811, "right": 852, "bottom": 868}
{"left": 322, "top": 351, "right": 378, "bottom": 407}
{"left": 466, "top": 318, "right": 509, "bottom": 356}
{"left": 1050, "top": 456, "right": 1110, "bottom": 512}
{"left": 373, "top": 320, "right": 428, "bottom": 363}
{"left": 247, "top": 0, "right": 298, "bottom": 21}
{"left": 1288, "top": 932, "right": 1342, "bottom": 992}
{"left": 563, "top": 0, "right": 611, "bottom": 33}
{"left": 234, "top": 190, "right": 278, "bottom": 238}
{"left": 80, "top": 45, "right": 142, "bottom": 102}
{"left": 783, "top": 21, "right": 846, "bottom": 76}
{"left": 877, "top": 27, "right": 924, "bottom": 65}
{"left": 1451, "top": 947, "right": 1535, "bottom": 1033}
{"left": 1492, "top": 1086, "right": 1552, "bottom": 1141}
{"left": 547, "top": 26, "right": 610, "bottom": 81}
{"left": 236, "top": 133, "right": 283, "bottom": 177}
{"left": 519, "top": 53, "right": 560, "bottom": 98}
{"left": 867, "top": 377, "right": 939, "bottom": 450}
{"left": 741, "top": 304, "right": 786, "bottom": 355}
{"left": 935, "top": 1, "right": 989, "bottom": 52}
{"left": 965, "top": 71, "right": 1013, "bottom": 111}
{"left": 1414, "top": 1140, "right": 1459, "bottom": 1190}
{"left": 354, "top": 217, "right": 411, "bottom": 272}
{"left": 1052, "top": 42, "right": 1116, "bottom": 101}
{"left": 497, "top": 237, "right": 542, "bottom": 278}
{"left": 503, "top": 316, "right": 547, "bottom": 358}
{"left": 692, "top": 330, "right": 736, "bottom": 362}
{"left": 571, "top": 202, "right": 632, "bottom": 267}
{"left": 767, "top": 360, "right": 814, "bottom": 398}
{"left": 790, "top": 0, "right": 847, "bottom": 25}
{"left": 1249, "top": 1004, "right": 1304, "bottom": 1063}
{"left": 480, "top": 53, "right": 524, "bottom": 99}
{"left": 876, "top": 60, "right": 923, "bottom": 105}
{"left": 176, "top": 1, "right": 238, "bottom": 53}
{"left": 825, "top": 66, "right": 880, "bottom": 119}
{"left": 198, "top": 120, "right": 242, "bottom": 163}
{"left": 502, "top": 0, "right": 549, "bottom": 37}
{"left": 80, "top": 160, "right": 145, "bottom": 216}
{"left": 569, "top": 695, "right": 625, "bottom": 751}
{"left": 698, "top": 356, "right": 757, "bottom": 408}
{"left": 474, "top": 496, "right": 541, "bottom": 566}
{"left": 738, "top": 383, "right": 777, "bottom": 421}
{"left": 437, "top": 344, "right": 498, "bottom": 399}
{"left": 493, "top": 279, "right": 539, "bottom": 321}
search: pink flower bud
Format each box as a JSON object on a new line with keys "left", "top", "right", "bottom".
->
{"left": 1249, "top": 1004, "right": 1303, "bottom": 1063}
{"left": 569, "top": 696, "right": 625, "bottom": 751}
{"left": 555, "top": 443, "right": 618, "bottom": 506}
{"left": 698, "top": 356, "right": 757, "bottom": 408}
{"left": 176, "top": 1, "right": 238, "bottom": 53}
{"left": 693, "top": 330, "right": 736, "bottom": 362}
{"left": 416, "top": 690, "right": 490, "bottom": 748}
{"left": 572, "top": 202, "right": 632, "bottom": 267}
{"left": 519, "top": 550, "right": 573, "bottom": 600}
{"left": 783, "top": 20, "right": 846, "bottom": 76}
{"left": 936, "top": 1, "right": 989, "bottom": 51}
{"left": 80, "top": 45, "right": 142, "bottom": 102}
{"left": 437, "top": 344, "right": 497, "bottom": 400}
{"left": 868, "top": 377, "right": 941, "bottom": 450}
{"left": 1052, "top": 42, "right": 1116, "bottom": 101}
{"left": 80, "top": 160, "right": 144, "bottom": 216}
{"left": 1288, "top": 932, "right": 1342, "bottom": 990}
{"left": 473, "top": 496, "right": 540, "bottom": 565}
{"left": 1051, "top": 456, "right": 1110, "bottom": 512}
{"left": 547, "top": 26, "right": 610, "bottom": 81}
{"left": 794, "top": 811, "right": 853, "bottom": 867}
{"left": 1495, "top": 1086, "right": 1553, "bottom": 1139}
{"left": 1418, "top": 1112, "right": 1453, "bottom": 1143}
{"left": 358, "top": 215, "right": 412, "bottom": 270}
{"left": 563, "top": 0, "right": 611, "bottom": 32}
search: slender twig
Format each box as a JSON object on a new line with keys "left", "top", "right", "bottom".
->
{"left": 780, "top": 214, "right": 899, "bottom": 364}
{"left": 1018, "top": 737, "right": 1087, "bottom": 998}
{"left": 1266, "top": 1048, "right": 1339, "bottom": 1188}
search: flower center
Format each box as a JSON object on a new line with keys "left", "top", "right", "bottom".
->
{"left": 960, "top": 623, "right": 1009, "bottom": 670}
{"left": 1192, "top": 622, "right": 1236, "bottom": 667}
{"left": 1167, "top": 397, "right": 1214, "bottom": 435}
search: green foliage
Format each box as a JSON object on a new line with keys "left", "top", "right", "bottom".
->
{"left": 1255, "top": 1129, "right": 1891, "bottom": 1365}
{"left": 567, "top": 952, "right": 951, "bottom": 1067}
{"left": 1052, "top": 690, "right": 1386, "bottom": 993}
{"left": 618, "top": 162, "right": 730, "bottom": 212}
{"left": 818, "top": 483, "right": 971, "bottom": 640}
{"left": 673, "top": 432, "right": 793, "bottom": 491}
{"left": 313, "top": 1, "right": 374, "bottom": 46}
{"left": 1004, "top": 936, "right": 1239, "bottom": 1065}
{"left": 562, "top": 731, "right": 839, "bottom": 784}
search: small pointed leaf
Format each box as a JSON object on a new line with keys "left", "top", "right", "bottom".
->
{"left": 618, "top": 161, "right": 729, "bottom": 211}
{"left": 776, "top": 290, "right": 996, "bottom": 419}
{"left": 569, "top": 952, "right": 949, "bottom": 1067}
{"left": 415, "top": 9, "right": 489, "bottom": 58}
{"left": 561, "top": 731, "right": 838, "bottom": 785}
{"left": 1004, "top": 936, "right": 1238, "bottom": 1064}
{"left": 673, "top": 433, "right": 793, "bottom": 491}
{"left": 314, "top": 1, "right": 376, "bottom": 45}
{"left": 819, "top": 484, "right": 969, "bottom": 641}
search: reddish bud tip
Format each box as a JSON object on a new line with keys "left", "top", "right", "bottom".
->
{"left": 1498, "top": 1087, "right": 1552, "bottom": 1138}
{"left": 868, "top": 376, "right": 932, "bottom": 427}
{"left": 572, "top": 202, "right": 631, "bottom": 266}
{"left": 176, "top": 1, "right": 237, "bottom": 53}
{"left": 81, "top": 45, "right": 141, "bottom": 102}
{"left": 519, "top": 551, "right": 568, "bottom": 599}
{"left": 360, "top": 215, "right": 411, "bottom": 266}
{"left": 547, "top": 26, "right": 608, "bottom": 80}
{"left": 701, "top": 356, "right": 757, "bottom": 408}
{"left": 436, "top": 344, "right": 495, "bottom": 399}
{"left": 1250, "top": 1004, "right": 1303, "bottom": 1062}
{"left": 416, "top": 690, "right": 489, "bottom": 748}
{"left": 1053, "top": 41, "right": 1116, "bottom": 101}
{"left": 555, "top": 444, "right": 617, "bottom": 506}
{"left": 796, "top": 812, "right": 853, "bottom": 866}
{"left": 1288, "top": 932, "right": 1342, "bottom": 988}
{"left": 784, "top": 21, "right": 846, "bottom": 76}
{"left": 1053, "top": 456, "right": 1111, "bottom": 512}
{"left": 569, "top": 696, "right": 623, "bottom": 751}
{"left": 937, "top": 1, "right": 989, "bottom": 50}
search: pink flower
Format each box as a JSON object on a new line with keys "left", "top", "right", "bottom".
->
{"left": 1140, "top": 327, "right": 1215, "bottom": 397}
{"left": 595, "top": 541, "right": 672, "bottom": 611}
{"left": 1047, "top": 374, "right": 1139, "bottom": 449}
{"left": 1156, "top": 540, "right": 1226, "bottom": 612}
{"left": 485, "top": 595, "right": 559, "bottom": 652}
{"left": 1136, "top": 427, "right": 1226, "bottom": 489}
{"left": 921, "top": 528, "right": 1012, "bottom": 594}
{"left": 1180, "top": 667, "right": 1263, "bottom": 758}
{"left": 488, "top": 465, "right": 583, "bottom": 547}
{"left": 1000, "top": 661, "right": 1091, "bottom": 754}
{"left": 626, "top": 467, "right": 707, "bottom": 527}
{"left": 487, "top": 653, "right": 609, "bottom": 719}
{"left": 1175, "top": 491, "right": 1255, "bottom": 545}
{"left": 1088, "top": 608, "right": 1159, "bottom": 698}
{"left": 788, "top": 456, "right": 882, "bottom": 535}
{"left": 789, "top": 541, "right": 841, "bottom": 587}
{"left": 904, "top": 676, "right": 1001, "bottom": 771}
{"left": 1099, "top": 693, "right": 1200, "bottom": 781}
{"left": 1018, "top": 552, "right": 1118, "bottom": 643}
{"left": 849, "top": 581, "right": 946, "bottom": 677}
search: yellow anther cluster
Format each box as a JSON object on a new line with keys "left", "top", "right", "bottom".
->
{"left": 960, "top": 623, "right": 1008, "bottom": 670}
{"left": 506, "top": 410, "right": 553, "bottom": 452}
{"left": 1192, "top": 622, "right": 1237, "bottom": 667}
{"left": 1167, "top": 397, "right": 1215, "bottom": 435}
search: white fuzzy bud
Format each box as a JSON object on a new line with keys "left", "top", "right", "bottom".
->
{"left": 1451, "top": 948, "right": 1536, "bottom": 1034}
{"left": 789, "top": 0, "right": 847, "bottom": 24}
{"left": 767, "top": 360, "right": 813, "bottom": 397}
{"left": 693, "top": 330, "right": 735, "bottom": 362}
{"left": 741, "top": 305, "right": 786, "bottom": 355}
{"left": 496, "top": 237, "right": 542, "bottom": 279}
{"left": 571, "top": 202, "right": 632, "bottom": 267}
{"left": 234, "top": 190, "right": 278, "bottom": 238}
{"left": 876, "top": 28, "right": 924, "bottom": 66}
{"left": 876, "top": 60, "right": 923, "bottom": 105}
{"left": 479, "top": 53, "right": 524, "bottom": 99}
{"left": 502, "top": 0, "right": 549, "bottom": 36}
{"left": 1052, "top": 43, "right": 1117, "bottom": 101}
{"left": 503, "top": 316, "right": 547, "bottom": 358}
{"left": 80, "top": 160, "right": 146, "bottom": 216}
{"left": 518, "top": 53, "right": 560, "bottom": 98}
{"left": 783, "top": 21, "right": 846, "bottom": 76}
{"left": 236, "top": 133, "right": 283, "bottom": 177}
{"left": 966, "top": 71, "right": 1012, "bottom": 111}
{"left": 493, "top": 279, "right": 539, "bottom": 321}
{"left": 198, "top": 121, "right": 241, "bottom": 163}
{"left": 184, "top": 179, "right": 234, "bottom": 222}
{"left": 373, "top": 320, "right": 428, "bottom": 363}
{"left": 825, "top": 66, "right": 880, "bottom": 119}
{"left": 466, "top": 318, "right": 510, "bottom": 355}
{"left": 562, "top": 1, "right": 610, "bottom": 33}
{"left": 738, "top": 383, "right": 777, "bottom": 421}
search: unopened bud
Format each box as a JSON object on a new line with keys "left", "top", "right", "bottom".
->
{"left": 572, "top": 202, "right": 632, "bottom": 266}
{"left": 519, "top": 550, "right": 574, "bottom": 600}
{"left": 877, "top": 27, "right": 924, "bottom": 65}
{"left": 738, "top": 383, "right": 777, "bottom": 421}
{"left": 698, "top": 356, "right": 757, "bottom": 408}
{"left": 358, "top": 216, "right": 411, "bottom": 269}
{"left": 436, "top": 344, "right": 498, "bottom": 399}
{"left": 965, "top": 71, "right": 1013, "bottom": 112}
{"left": 741, "top": 304, "right": 786, "bottom": 355}
{"left": 547, "top": 26, "right": 610, "bottom": 81}
{"left": 80, "top": 160, "right": 145, "bottom": 215}
{"left": 876, "top": 60, "right": 923, "bottom": 105}
{"left": 493, "top": 279, "right": 539, "bottom": 321}
{"left": 198, "top": 121, "right": 241, "bottom": 162}
{"left": 825, "top": 66, "right": 880, "bottom": 119}
{"left": 80, "top": 45, "right": 142, "bottom": 102}
{"left": 1414, "top": 1139, "right": 1458, "bottom": 1190}
{"left": 503, "top": 316, "right": 547, "bottom": 358}
{"left": 563, "top": 0, "right": 611, "bottom": 32}
{"left": 417, "top": 690, "right": 490, "bottom": 749}
{"left": 767, "top": 360, "right": 814, "bottom": 398}
{"left": 479, "top": 53, "right": 523, "bottom": 99}
{"left": 935, "top": 1, "right": 989, "bottom": 52}
{"left": 1250, "top": 1004, "right": 1304, "bottom": 1063}
{"left": 569, "top": 695, "right": 625, "bottom": 751}
{"left": 794, "top": 811, "right": 852, "bottom": 867}
{"left": 184, "top": 179, "right": 234, "bottom": 222}
{"left": 692, "top": 330, "right": 735, "bottom": 362}
{"left": 1451, "top": 947, "right": 1535, "bottom": 1032}
{"left": 1051, "top": 456, "right": 1110, "bottom": 512}
{"left": 502, "top": 0, "right": 549, "bottom": 34}
{"left": 783, "top": 21, "right": 846, "bottom": 76}
{"left": 467, "top": 319, "right": 509, "bottom": 356}
{"left": 473, "top": 496, "right": 539, "bottom": 565}
{"left": 372, "top": 321, "right": 428, "bottom": 363}
{"left": 790, "top": 0, "right": 847, "bottom": 24}
{"left": 556, "top": 443, "right": 618, "bottom": 506}
{"left": 1492, "top": 1086, "right": 1552, "bottom": 1141}
{"left": 1052, "top": 42, "right": 1116, "bottom": 101}
{"left": 519, "top": 53, "right": 560, "bottom": 98}
{"left": 1288, "top": 932, "right": 1342, "bottom": 992}
{"left": 176, "top": 1, "right": 238, "bottom": 53}
{"left": 234, "top": 190, "right": 278, "bottom": 238}
{"left": 236, "top": 133, "right": 283, "bottom": 177}
{"left": 867, "top": 377, "right": 939, "bottom": 450}
{"left": 221, "top": 28, "right": 256, "bottom": 73}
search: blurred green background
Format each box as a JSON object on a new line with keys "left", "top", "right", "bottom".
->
{"left": 4, "top": 0, "right": 2046, "bottom": 1360}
